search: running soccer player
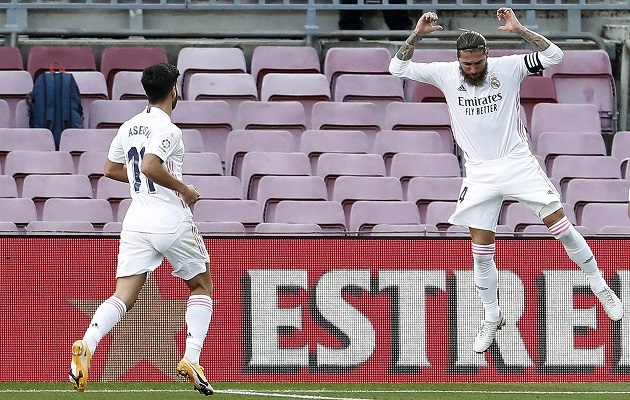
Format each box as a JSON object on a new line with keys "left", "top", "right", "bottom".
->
{"left": 389, "top": 8, "right": 623, "bottom": 353}
{"left": 69, "top": 63, "right": 214, "bottom": 395}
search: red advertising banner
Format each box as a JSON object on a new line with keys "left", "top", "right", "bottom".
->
{"left": 1, "top": 237, "right": 629, "bottom": 383}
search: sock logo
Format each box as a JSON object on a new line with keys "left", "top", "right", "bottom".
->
{"left": 187, "top": 332, "right": 193, "bottom": 338}
{"left": 583, "top": 256, "right": 594, "bottom": 264}
{"left": 90, "top": 323, "right": 99, "bottom": 329}
{"left": 475, "top": 285, "right": 488, "bottom": 290}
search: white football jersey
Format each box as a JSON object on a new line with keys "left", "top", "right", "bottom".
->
{"left": 389, "top": 44, "right": 563, "bottom": 163}
{"left": 107, "top": 105, "right": 192, "bottom": 233}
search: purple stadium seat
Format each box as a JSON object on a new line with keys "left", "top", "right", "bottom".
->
{"left": 22, "top": 174, "right": 93, "bottom": 202}
{"left": 77, "top": 151, "right": 108, "bottom": 189}
{"left": 192, "top": 199, "right": 263, "bottom": 232}
{"left": 182, "top": 152, "right": 224, "bottom": 176}
{"left": 176, "top": 47, "right": 247, "bottom": 99}
{"left": 14, "top": 100, "right": 29, "bottom": 128}
{"left": 529, "top": 103, "right": 601, "bottom": 150}
{"left": 111, "top": 71, "right": 146, "bottom": 100}
{"left": 519, "top": 75, "right": 557, "bottom": 133}
{"left": 0, "top": 47, "right": 24, "bottom": 70}
{"left": 225, "top": 129, "right": 295, "bottom": 177}
{"left": 547, "top": 155, "right": 621, "bottom": 192}
{"left": 236, "top": 101, "right": 307, "bottom": 143}
{"left": 331, "top": 176, "right": 403, "bottom": 221}
{"left": 499, "top": 202, "right": 546, "bottom": 232}
{"left": 181, "top": 129, "right": 205, "bottom": 153}
{"left": 96, "top": 176, "right": 130, "bottom": 202}
{"left": 310, "top": 102, "right": 381, "bottom": 150}
{"left": 59, "top": 129, "right": 117, "bottom": 165}
{"left": 410, "top": 82, "right": 446, "bottom": 104}
{"left": 4, "top": 151, "right": 74, "bottom": 188}
{"left": 102, "top": 222, "right": 123, "bottom": 233}
{"left": 611, "top": 131, "right": 630, "bottom": 178}
{"left": 542, "top": 49, "right": 617, "bottom": 133}
{"left": 254, "top": 175, "right": 328, "bottom": 221}
{"left": 186, "top": 73, "right": 258, "bottom": 125}
{"left": 0, "top": 100, "right": 10, "bottom": 128}
{"left": 100, "top": 46, "right": 168, "bottom": 98}
{"left": 371, "top": 223, "right": 441, "bottom": 236}
{"left": 88, "top": 100, "right": 146, "bottom": 129}
{"left": 116, "top": 198, "right": 131, "bottom": 222}
{"left": 260, "top": 73, "right": 331, "bottom": 124}
{"left": 373, "top": 130, "right": 447, "bottom": 174}
{"left": 273, "top": 200, "right": 347, "bottom": 232}
{"left": 348, "top": 200, "right": 421, "bottom": 234}
{"left": 535, "top": 131, "right": 607, "bottom": 166}
{"left": 405, "top": 176, "right": 463, "bottom": 217}
{"left": 26, "top": 221, "right": 95, "bottom": 234}
{"left": 0, "top": 221, "right": 18, "bottom": 233}
{"left": 183, "top": 175, "right": 243, "bottom": 199}
{"left": 316, "top": 153, "right": 386, "bottom": 196}
{"left": 384, "top": 103, "right": 454, "bottom": 154}
{"left": 195, "top": 221, "right": 246, "bottom": 235}
{"left": 579, "top": 203, "right": 630, "bottom": 233}
{"left": 41, "top": 198, "right": 113, "bottom": 229}
{"left": 254, "top": 222, "right": 323, "bottom": 235}
{"left": 0, "top": 71, "right": 34, "bottom": 128}
{"left": 0, "top": 198, "right": 36, "bottom": 227}
{"left": 323, "top": 47, "right": 391, "bottom": 93}
{"left": 251, "top": 46, "right": 321, "bottom": 93}
{"left": 423, "top": 201, "right": 457, "bottom": 230}
{"left": 563, "top": 178, "right": 630, "bottom": 220}
{"left": 171, "top": 100, "right": 232, "bottom": 159}
{"left": 300, "top": 129, "right": 368, "bottom": 172}
{"left": 333, "top": 74, "right": 404, "bottom": 121}
{"left": 239, "top": 151, "right": 311, "bottom": 199}
{"left": 403, "top": 49, "right": 456, "bottom": 102}
{"left": 27, "top": 46, "right": 96, "bottom": 80}
{"left": 0, "top": 128, "right": 56, "bottom": 155}
{"left": 389, "top": 153, "right": 461, "bottom": 193}
{"left": 70, "top": 71, "right": 109, "bottom": 128}
{"left": 0, "top": 175, "right": 17, "bottom": 198}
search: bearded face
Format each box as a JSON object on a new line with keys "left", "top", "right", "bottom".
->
{"left": 458, "top": 50, "right": 488, "bottom": 87}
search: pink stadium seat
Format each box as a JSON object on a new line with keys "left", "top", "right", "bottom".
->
{"left": 254, "top": 175, "right": 328, "bottom": 221}
{"left": 181, "top": 129, "right": 206, "bottom": 153}
{"left": 563, "top": 178, "right": 629, "bottom": 220}
{"left": 529, "top": 103, "right": 601, "bottom": 150}
{"left": 542, "top": 49, "right": 617, "bottom": 133}
{"left": 0, "top": 221, "right": 18, "bottom": 233}
{"left": 225, "top": 129, "right": 295, "bottom": 177}
{"left": 500, "top": 202, "right": 546, "bottom": 232}
{"left": 0, "top": 128, "right": 55, "bottom": 155}
{"left": 611, "top": 131, "right": 630, "bottom": 178}
{"left": 88, "top": 100, "right": 146, "bottom": 129}
{"left": 181, "top": 152, "right": 224, "bottom": 176}
{"left": 27, "top": 46, "right": 96, "bottom": 80}
{"left": 41, "top": 198, "right": 113, "bottom": 229}
{"left": 100, "top": 46, "right": 168, "bottom": 98}
{"left": 59, "top": 129, "right": 117, "bottom": 162}
{"left": 0, "top": 47, "right": 24, "bottom": 70}
{"left": 236, "top": 101, "right": 307, "bottom": 143}
{"left": 186, "top": 73, "right": 258, "bottom": 125}
{"left": 373, "top": 130, "right": 447, "bottom": 174}
{"left": 26, "top": 220, "right": 95, "bottom": 234}
{"left": 315, "top": 153, "right": 386, "bottom": 195}
{"left": 273, "top": 200, "right": 347, "bottom": 232}
{"left": 405, "top": 176, "right": 463, "bottom": 216}
{"left": 404, "top": 49, "right": 456, "bottom": 102}
{"left": 192, "top": 199, "right": 263, "bottom": 232}
{"left": 348, "top": 200, "right": 421, "bottom": 234}
{"left": 260, "top": 73, "right": 331, "bottom": 124}
{"left": 251, "top": 46, "right": 321, "bottom": 93}
{"left": 384, "top": 102, "right": 454, "bottom": 154}
{"left": 0, "top": 175, "right": 17, "bottom": 198}
{"left": 535, "top": 131, "right": 606, "bottom": 165}
{"left": 410, "top": 82, "right": 446, "bottom": 104}
{"left": 77, "top": 151, "right": 108, "bottom": 188}
{"left": 310, "top": 102, "right": 381, "bottom": 150}
{"left": 0, "top": 71, "right": 34, "bottom": 128}
{"left": 389, "top": 153, "right": 461, "bottom": 193}
{"left": 111, "top": 71, "right": 146, "bottom": 100}
{"left": 423, "top": 201, "right": 457, "bottom": 230}
{"left": 580, "top": 203, "right": 630, "bottom": 233}
{"left": 22, "top": 174, "right": 93, "bottom": 202}
{"left": 331, "top": 176, "right": 403, "bottom": 221}
{"left": 183, "top": 175, "right": 243, "bottom": 199}
{"left": 239, "top": 151, "right": 311, "bottom": 199}
{"left": 95, "top": 177, "right": 130, "bottom": 202}
{"left": 371, "top": 223, "right": 441, "bottom": 236}
{"left": 4, "top": 151, "right": 74, "bottom": 186}
{"left": 0, "top": 198, "right": 36, "bottom": 227}
{"left": 195, "top": 221, "right": 246, "bottom": 235}
{"left": 14, "top": 100, "right": 29, "bottom": 128}
{"left": 300, "top": 129, "right": 368, "bottom": 172}
{"left": 176, "top": 47, "right": 247, "bottom": 98}
{"left": 333, "top": 74, "right": 404, "bottom": 121}
{"left": 254, "top": 222, "right": 322, "bottom": 235}
{"left": 323, "top": 47, "right": 391, "bottom": 93}
{"left": 547, "top": 155, "right": 620, "bottom": 192}
{"left": 0, "top": 100, "right": 10, "bottom": 128}
{"left": 519, "top": 75, "right": 557, "bottom": 133}
{"left": 171, "top": 100, "right": 232, "bottom": 159}
{"left": 70, "top": 71, "right": 109, "bottom": 128}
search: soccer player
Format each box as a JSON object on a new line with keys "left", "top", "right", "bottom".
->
{"left": 69, "top": 63, "right": 214, "bottom": 395}
{"left": 389, "top": 8, "right": 623, "bottom": 353}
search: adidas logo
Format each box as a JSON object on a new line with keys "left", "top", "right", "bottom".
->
{"left": 458, "top": 85, "right": 466, "bottom": 91}
{"left": 90, "top": 323, "right": 99, "bottom": 328}
{"left": 547, "top": 190, "right": 554, "bottom": 194}
{"left": 187, "top": 332, "right": 193, "bottom": 338}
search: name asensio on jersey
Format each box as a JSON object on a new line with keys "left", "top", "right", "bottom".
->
{"left": 128, "top": 125, "right": 151, "bottom": 137}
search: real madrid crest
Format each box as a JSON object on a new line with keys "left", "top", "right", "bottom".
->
{"left": 490, "top": 76, "right": 500, "bottom": 89}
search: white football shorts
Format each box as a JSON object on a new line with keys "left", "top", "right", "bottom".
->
{"left": 448, "top": 150, "right": 562, "bottom": 232}
{"left": 116, "top": 220, "right": 210, "bottom": 280}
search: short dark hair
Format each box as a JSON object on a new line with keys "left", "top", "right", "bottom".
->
{"left": 456, "top": 30, "right": 487, "bottom": 55}
{"left": 141, "top": 63, "right": 180, "bottom": 103}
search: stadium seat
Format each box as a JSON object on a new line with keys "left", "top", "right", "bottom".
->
{"left": 236, "top": 101, "right": 307, "bottom": 143}
{"left": 370, "top": 223, "right": 441, "bottom": 237}
{"left": 176, "top": 47, "right": 247, "bottom": 99}
{"left": 535, "top": 131, "right": 606, "bottom": 166}
{"left": 0, "top": 100, "right": 9, "bottom": 128}
{"left": 373, "top": 130, "right": 447, "bottom": 174}
{"left": 95, "top": 176, "right": 130, "bottom": 202}
{"left": 579, "top": 203, "right": 630, "bottom": 233}
{"left": 404, "top": 49, "right": 456, "bottom": 102}
{"left": 22, "top": 174, "right": 93, "bottom": 203}
{"left": 254, "top": 222, "right": 323, "bottom": 235}
{"left": 195, "top": 221, "right": 246, "bottom": 235}
{"left": 253, "top": 175, "right": 328, "bottom": 221}
{"left": 563, "top": 178, "right": 629, "bottom": 220}
{"left": 331, "top": 176, "right": 403, "bottom": 222}
{"left": 260, "top": 73, "right": 331, "bottom": 124}
{"left": 27, "top": 46, "right": 96, "bottom": 80}
{"left": 0, "top": 47, "right": 24, "bottom": 70}
{"left": 610, "top": 131, "right": 630, "bottom": 178}
{"left": 405, "top": 176, "right": 463, "bottom": 216}
{"left": 69, "top": 71, "right": 109, "bottom": 128}
{"left": 0, "top": 221, "right": 18, "bottom": 233}
{"left": 310, "top": 102, "right": 381, "bottom": 150}
{"left": 348, "top": 200, "right": 421, "bottom": 234}
{"left": 547, "top": 155, "right": 620, "bottom": 192}
{"left": 0, "top": 70, "right": 34, "bottom": 128}
{"left": 250, "top": 46, "right": 321, "bottom": 93}
{"left": 26, "top": 221, "right": 96, "bottom": 234}
{"left": 183, "top": 175, "right": 243, "bottom": 199}
{"left": 181, "top": 152, "right": 224, "bottom": 176}
{"left": 59, "top": 129, "right": 117, "bottom": 166}
{"left": 499, "top": 202, "right": 546, "bottom": 232}
{"left": 181, "top": 129, "right": 206, "bottom": 153}
{"left": 273, "top": 200, "right": 347, "bottom": 232}
{"left": 389, "top": 153, "right": 461, "bottom": 193}
{"left": 115, "top": 198, "right": 131, "bottom": 222}
{"left": 333, "top": 74, "right": 404, "bottom": 121}
{"left": 384, "top": 102, "right": 454, "bottom": 154}
{"left": 102, "top": 222, "right": 123, "bottom": 234}
{"left": 192, "top": 199, "right": 263, "bottom": 232}
{"left": 100, "top": 46, "right": 168, "bottom": 97}
{"left": 4, "top": 151, "right": 74, "bottom": 189}
{"left": 315, "top": 153, "right": 386, "bottom": 195}
{"left": 0, "top": 198, "right": 37, "bottom": 227}
{"left": 0, "top": 128, "right": 56, "bottom": 156}
{"left": 111, "top": 71, "right": 146, "bottom": 100}
{"left": 519, "top": 75, "right": 557, "bottom": 133}
{"left": 225, "top": 129, "right": 296, "bottom": 177}
{"left": 171, "top": 100, "right": 233, "bottom": 159}
{"left": 300, "top": 129, "right": 368, "bottom": 172}
{"left": 88, "top": 100, "right": 146, "bottom": 129}
{"left": 239, "top": 151, "right": 311, "bottom": 199}
{"left": 323, "top": 47, "right": 391, "bottom": 94}
{"left": 77, "top": 151, "right": 109, "bottom": 189}
{"left": 41, "top": 198, "right": 113, "bottom": 229}
{"left": 0, "top": 175, "right": 17, "bottom": 198}
{"left": 423, "top": 201, "right": 457, "bottom": 230}
{"left": 14, "top": 100, "right": 29, "bottom": 128}
{"left": 410, "top": 82, "right": 446, "bottom": 104}
{"left": 186, "top": 73, "right": 258, "bottom": 125}
{"left": 529, "top": 103, "right": 601, "bottom": 151}
{"left": 542, "top": 49, "right": 617, "bottom": 133}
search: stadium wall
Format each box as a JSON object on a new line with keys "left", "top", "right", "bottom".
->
{"left": 1, "top": 237, "right": 629, "bottom": 383}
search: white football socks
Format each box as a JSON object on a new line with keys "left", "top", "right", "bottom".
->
{"left": 83, "top": 296, "right": 127, "bottom": 354}
{"left": 472, "top": 243, "right": 500, "bottom": 322}
{"left": 184, "top": 295, "right": 213, "bottom": 364}
{"left": 549, "top": 216, "right": 607, "bottom": 292}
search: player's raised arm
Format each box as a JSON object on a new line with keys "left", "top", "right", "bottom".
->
{"left": 395, "top": 12, "right": 443, "bottom": 61}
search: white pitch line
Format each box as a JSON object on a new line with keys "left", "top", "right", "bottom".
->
{"left": 217, "top": 389, "right": 371, "bottom": 400}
